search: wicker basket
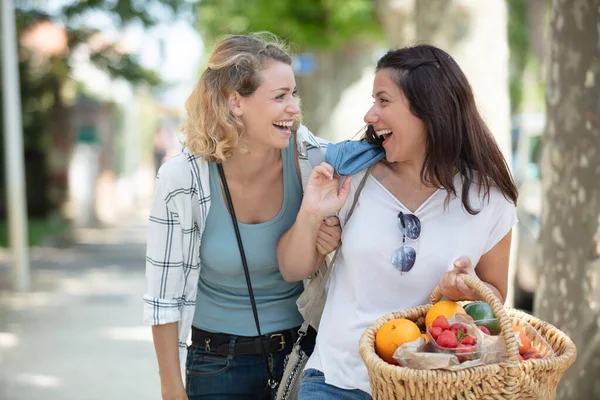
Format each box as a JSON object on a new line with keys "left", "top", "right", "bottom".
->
{"left": 358, "top": 274, "right": 577, "bottom": 399}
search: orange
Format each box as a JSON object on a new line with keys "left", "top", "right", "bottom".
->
{"left": 425, "top": 300, "right": 466, "bottom": 328}
{"left": 375, "top": 318, "right": 421, "bottom": 364}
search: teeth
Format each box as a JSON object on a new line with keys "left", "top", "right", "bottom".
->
{"left": 375, "top": 129, "right": 392, "bottom": 137}
{"left": 273, "top": 121, "right": 293, "bottom": 128}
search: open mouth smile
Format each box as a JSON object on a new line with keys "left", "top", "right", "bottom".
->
{"left": 273, "top": 120, "right": 293, "bottom": 134}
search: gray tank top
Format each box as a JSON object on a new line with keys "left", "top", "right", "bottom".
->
{"left": 192, "top": 137, "right": 305, "bottom": 335}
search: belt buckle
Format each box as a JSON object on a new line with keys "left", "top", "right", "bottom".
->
{"left": 270, "top": 333, "right": 286, "bottom": 350}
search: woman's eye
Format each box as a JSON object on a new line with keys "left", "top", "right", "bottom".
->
{"left": 275, "top": 93, "right": 285, "bottom": 100}
{"left": 379, "top": 98, "right": 389, "bottom": 104}
{"left": 292, "top": 90, "right": 298, "bottom": 97}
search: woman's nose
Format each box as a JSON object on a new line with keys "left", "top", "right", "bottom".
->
{"left": 287, "top": 98, "right": 300, "bottom": 115}
{"left": 364, "top": 105, "right": 379, "bottom": 124}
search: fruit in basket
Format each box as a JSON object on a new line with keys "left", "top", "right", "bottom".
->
{"left": 456, "top": 344, "right": 476, "bottom": 362}
{"left": 516, "top": 331, "right": 531, "bottom": 355}
{"left": 431, "top": 315, "right": 450, "bottom": 330}
{"left": 464, "top": 302, "right": 500, "bottom": 335}
{"left": 449, "top": 323, "right": 468, "bottom": 336}
{"left": 420, "top": 333, "right": 430, "bottom": 343}
{"left": 461, "top": 335, "right": 476, "bottom": 346}
{"left": 425, "top": 300, "right": 466, "bottom": 328}
{"left": 436, "top": 330, "right": 459, "bottom": 348}
{"left": 478, "top": 326, "right": 491, "bottom": 335}
{"left": 522, "top": 348, "right": 541, "bottom": 360}
{"left": 375, "top": 318, "right": 421, "bottom": 364}
{"left": 429, "top": 326, "right": 443, "bottom": 339}
{"left": 431, "top": 322, "right": 478, "bottom": 348}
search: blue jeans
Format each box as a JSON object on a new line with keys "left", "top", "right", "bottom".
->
{"left": 186, "top": 329, "right": 316, "bottom": 400}
{"left": 298, "top": 369, "right": 372, "bottom": 400}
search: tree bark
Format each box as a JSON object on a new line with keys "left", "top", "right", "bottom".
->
{"left": 533, "top": 0, "right": 600, "bottom": 398}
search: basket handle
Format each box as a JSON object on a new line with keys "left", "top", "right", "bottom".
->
{"left": 430, "top": 274, "right": 520, "bottom": 363}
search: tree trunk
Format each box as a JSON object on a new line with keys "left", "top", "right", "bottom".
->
{"left": 374, "top": 0, "right": 415, "bottom": 47}
{"left": 47, "top": 97, "right": 73, "bottom": 214}
{"left": 533, "top": 0, "right": 600, "bottom": 398}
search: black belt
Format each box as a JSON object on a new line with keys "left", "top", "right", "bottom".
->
{"left": 191, "top": 326, "right": 298, "bottom": 357}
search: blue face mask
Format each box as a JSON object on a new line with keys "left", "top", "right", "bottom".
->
{"left": 325, "top": 139, "right": 385, "bottom": 176}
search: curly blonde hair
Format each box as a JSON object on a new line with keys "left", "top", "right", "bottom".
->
{"left": 183, "top": 33, "right": 294, "bottom": 162}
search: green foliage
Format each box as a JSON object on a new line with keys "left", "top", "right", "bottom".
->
{"left": 61, "top": 0, "right": 187, "bottom": 26}
{"left": 0, "top": 1, "right": 189, "bottom": 217}
{"left": 9, "top": 2, "right": 171, "bottom": 157}
{"left": 197, "top": 0, "right": 381, "bottom": 51}
{"left": 507, "top": 0, "right": 529, "bottom": 114}
{"left": 0, "top": 216, "right": 70, "bottom": 247}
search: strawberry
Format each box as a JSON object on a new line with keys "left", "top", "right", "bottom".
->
{"left": 456, "top": 344, "right": 476, "bottom": 362}
{"left": 431, "top": 315, "right": 450, "bottom": 330}
{"left": 449, "top": 323, "right": 468, "bottom": 335}
{"left": 478, "top": 326, "right": 491, "bottom": 335}
{"left": 461, "top": 335, "right": 476, "bottom": 346}
{"left": 436, "top": 330, "right": 458, "bottom": 348}
{"left": 429, "top": 326, "right": 443, "bottom": 339}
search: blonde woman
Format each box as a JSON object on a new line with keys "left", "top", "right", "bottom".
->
{"left": 143, "top": 34, "right": 349, "bottom": 400}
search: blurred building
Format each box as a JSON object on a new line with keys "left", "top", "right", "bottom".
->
{"left": 62, "top": 20, "right": 202, "bottom": 226}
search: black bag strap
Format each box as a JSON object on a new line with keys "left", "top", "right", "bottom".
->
{"left": 216, "top": 163, "right": 278, "bottom": 390}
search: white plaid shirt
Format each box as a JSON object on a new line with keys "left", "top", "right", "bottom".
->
{"left": 143, "top": 125, "right": 327, "bottom": 367}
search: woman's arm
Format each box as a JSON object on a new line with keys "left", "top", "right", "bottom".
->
{"left": 152, "top": 323, "right": 188, "bottom": 400}
{"left": 143, "top": 170, "right": 188, "bottom": 399}
{"left": 278, "top": 208, "right": 326, "bottom": 282}
{"left": 278, "top": 163, "right": 351, "bottom": 282}
{"left": 438, "top": 230, "right": 513, "bottom": 303}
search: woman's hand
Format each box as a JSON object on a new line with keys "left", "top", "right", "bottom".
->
{"left": 302, "top": 163, "right": 352, "bottom": 220}
{"left": 316, "top": 217, "right": 341, "bottom": 255}
{"left": 437, "top": 256, "right": 479, "bottom": 301}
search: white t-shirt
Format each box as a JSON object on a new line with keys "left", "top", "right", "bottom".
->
{"left": 305, "top": 169, "right": 518, "bottom": 394}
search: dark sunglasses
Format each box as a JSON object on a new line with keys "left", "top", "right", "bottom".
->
{"left": 391, "top": 212, "right": 421, "bottom": 274}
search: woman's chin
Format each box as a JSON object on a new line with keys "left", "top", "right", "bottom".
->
{"left": 384, "top": 153, "right": 398, "bottom": 164}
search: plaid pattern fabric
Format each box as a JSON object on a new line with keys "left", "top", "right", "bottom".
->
{"left": 143, "top": 125, "right": 328, "bottom": 366}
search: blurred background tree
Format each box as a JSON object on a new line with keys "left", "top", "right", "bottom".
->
{"left": 196, "top": 0, "right": 383, "bottom": 141}
{"left": 0, "top": 0, "right": 191, "bottom": 221}
{"left": 534, "top": 0, "right": 600, "bottom": 397}
{"left": 197, "top": 0, "right": 381, "bottom": 50}
{"left": 507, "top": 0, "right": 549, "bottom": 115}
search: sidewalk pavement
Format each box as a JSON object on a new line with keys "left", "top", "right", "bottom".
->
{"left": 0, "top": 217, "right": 162, "bottom": 400}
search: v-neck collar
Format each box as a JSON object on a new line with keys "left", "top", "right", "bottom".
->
{"left": 369, "top": 174, "right": 445, "bottom": 215}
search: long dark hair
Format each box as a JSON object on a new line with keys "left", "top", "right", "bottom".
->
{"left": 365, "top": 45, "right": 517, "bottom": 214}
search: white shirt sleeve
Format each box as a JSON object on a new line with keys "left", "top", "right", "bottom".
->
{"left": 483, "top": 192, "right": 518, "bottom": 254}
{"left": 143, "top": 170, "right": 185, "bottom": 326}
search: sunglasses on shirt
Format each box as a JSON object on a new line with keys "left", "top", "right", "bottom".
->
{"left": 391, "top": 212, "right": 421, "bottom": 274}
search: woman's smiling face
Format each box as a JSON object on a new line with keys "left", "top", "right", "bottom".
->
{"left": 236, "top": 61, "right": 300, "bottom": 150}
{"left": 364, "top": 68, "right": 427, "bottom": 165}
